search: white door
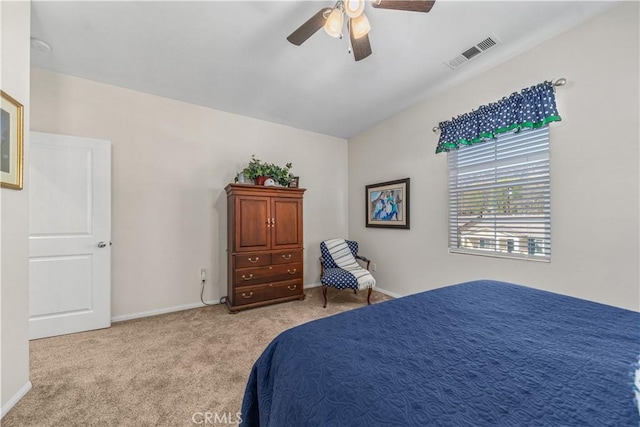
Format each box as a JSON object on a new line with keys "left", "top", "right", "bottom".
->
{"left": 29, "top": 132, "right": 111, "bottom": 339}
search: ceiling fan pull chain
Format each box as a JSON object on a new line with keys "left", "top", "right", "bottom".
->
{"left": 346, "top": 18, "right": 352, "bottom": 54}
{"left": 338, "top": 0, "right": 345, "bottom": 40}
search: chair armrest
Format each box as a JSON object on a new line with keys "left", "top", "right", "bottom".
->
{"left": 355, "top": 255, "right": 371, "bottom": 270}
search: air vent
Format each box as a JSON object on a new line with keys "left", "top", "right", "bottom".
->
{"left": 445, "top": 35, "right": 502, "bottom": 70}
{"left": 461, "top": 46, "right": 481, "bottom": 60}
{"left": 476, "top": 37, "right": 497, "bottom": 51}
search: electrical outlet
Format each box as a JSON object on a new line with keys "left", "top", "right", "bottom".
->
{"left": 371, "top": 263, "right": 377, "bottom": 272}
{"left": 200, "top": 269, "right": 206, "bottom": 282}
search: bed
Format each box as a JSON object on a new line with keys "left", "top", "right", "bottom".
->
{"left": 240, "top": 280, "right": 640, "bottom": 426}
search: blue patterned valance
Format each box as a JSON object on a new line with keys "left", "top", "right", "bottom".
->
{"left": 435, "top": 81, "right": 562, "bottom": 154}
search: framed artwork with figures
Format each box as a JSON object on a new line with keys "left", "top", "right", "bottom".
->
{"left": 365, "top": 178, "right": 410, "bottom": 229}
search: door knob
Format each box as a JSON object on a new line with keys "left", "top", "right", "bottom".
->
{"left": 97, "top": 241, "right": 107, "bottom": 248}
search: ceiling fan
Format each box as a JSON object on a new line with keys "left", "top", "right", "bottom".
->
{"left": 287, "top": 0, "right": 436, "bottom": 61}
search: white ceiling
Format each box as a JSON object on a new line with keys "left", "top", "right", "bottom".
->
{"left": 30, "top": 1, "right": 616, "bottom": 139}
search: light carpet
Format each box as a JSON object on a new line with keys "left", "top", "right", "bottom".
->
{"left": 3, "top": 287, "right": 391, "bottom": 426}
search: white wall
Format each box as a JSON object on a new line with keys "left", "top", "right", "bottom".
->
{"left": 0, "top": 0, "right": 32, "bottom": 414}
{"left": 348, "top": 3, "right": 640, "bottom": 311}
{"left": 30, "top": 69, "right": 348, "bottom": 318}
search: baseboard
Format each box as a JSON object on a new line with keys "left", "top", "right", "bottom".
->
{"left": 303, "top": 282, "right": 322, "bottom": 289}
{"left": 374, "top": 287, "right": 404, "bottom": 299}
{"left": 112, "top": 286, "right": 402, "bottom": 323}
{"left": 111, "top": 300, "right": 220, "bottom": 323}
{"left": 305, "top": 282, "right": 403, "bottom": 299}
{"left": 1, "top": 381, "right": 32, "bottom": 419}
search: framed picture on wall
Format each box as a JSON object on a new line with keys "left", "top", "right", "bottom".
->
{"left": 365, "top": 178, "right": 410, "bottom": 229}
{"left": 1, "top": 90, "right": 24, "bottom": 190}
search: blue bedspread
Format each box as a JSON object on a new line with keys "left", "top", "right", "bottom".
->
{"left": 241, "top": 280, "right": 640, "bottom": 426}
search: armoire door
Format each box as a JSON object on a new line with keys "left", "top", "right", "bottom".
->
{"left": 235, "top": 196, "right": 271, "bottom": 252}
{"left": 271, "top": 198, "right": 303, "bottom": 250}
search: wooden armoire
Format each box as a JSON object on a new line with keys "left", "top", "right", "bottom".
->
{"left": 225, "top": 183, "right": 306, "bottom": 313}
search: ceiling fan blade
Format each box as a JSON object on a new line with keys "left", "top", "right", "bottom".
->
{"left": 349, "top": 22, "right": 372, "bottom": 62}
{"left": 371, "top": 0, "right": 435, "bottom": 13}
{"left": 287, "top": 7, "right": 332, "bottom": 46}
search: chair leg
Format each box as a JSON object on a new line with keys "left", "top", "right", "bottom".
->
{"left": 367, "top": 287, "right": 372, "bottom": 305}
{"left": 353, "top": 289, "right": 357, "bottom": 294}
{"left": 322, "top": 286, "right": 328, "bottom": 308}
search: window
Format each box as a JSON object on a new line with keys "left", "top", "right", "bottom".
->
{"left": 448, "top": 126, "right": 550, "bottom": 261}
{"left": 506, "top": 239, "right": 515, "bottom": 253}
{"left": 478, "top": 238, "right": 493, "bottom": 250}
{"left": 527, "top": 238, "right": 542, "bottom": 255}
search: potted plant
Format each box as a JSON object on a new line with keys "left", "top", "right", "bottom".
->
{"left": 242, "top": 155, "right": 294, "bottom": 187}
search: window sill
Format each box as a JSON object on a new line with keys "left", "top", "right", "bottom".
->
{"left": 449, "top": 249, "right": 550, "bottom": 263}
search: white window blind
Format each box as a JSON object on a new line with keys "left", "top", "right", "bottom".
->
{"left": 448, "top": 126, "right": 550, "bottom": 261}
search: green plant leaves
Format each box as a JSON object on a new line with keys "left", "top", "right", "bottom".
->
{"left": 242, "top": 155, "right": 293, "bottom": 186}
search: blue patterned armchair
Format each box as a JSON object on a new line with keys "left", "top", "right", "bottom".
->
{"left": 319, "top": 240, "right": 374, "bottom": 308}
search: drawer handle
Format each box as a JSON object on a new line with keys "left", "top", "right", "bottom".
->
{"left": 242, "top": 292, "right": 254, "bottom": 299}
{"left": 287, "top": 269, "right": 297, "bottom": 274}
{"left": 287, "top": 284, "right": 297, "bottom": 291}
{"left": 242, "top": 274, "right": 254, "bottom": 281}
{"left": 281, "top": 254, "right": 292, "bottom": 260}
{"left": 248, "top": 257, "right": 259, "bottom": 263}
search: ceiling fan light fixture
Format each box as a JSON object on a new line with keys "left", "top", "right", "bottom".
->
{"left": 351, "top": 12, "right": 371, "bottom": 39}
{"left": 288, "top": 0, "right": 437, "bottom": 61}
{"left": 323, "top": 7, "right": 344, "bottom": 38}
{"left": 344, "top": 0, "right": 365, "bottom": 18}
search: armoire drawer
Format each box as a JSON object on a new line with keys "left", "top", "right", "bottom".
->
{"left": 234, "top": 279, "right": 303, "bottom": 306}
{"left": 271, "top": 250, "right": 303, "bottom": 265}
{"left": 234, "top": 263, "right": 302, "bottom": 286}
{"left": 272, "top": 279, "right": 303, "bottom": 297}
{"left": 234, "top": 253, "right": 271, "bottom": 269}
